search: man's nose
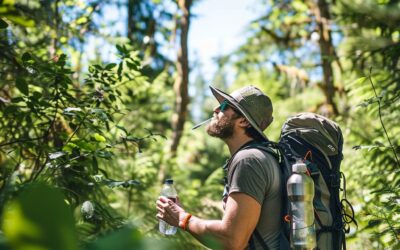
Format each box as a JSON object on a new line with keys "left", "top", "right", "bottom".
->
{"left": 213, "top": 105, "right": 221, "bottom": 113}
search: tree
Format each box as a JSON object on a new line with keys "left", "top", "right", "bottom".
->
{"left": 126, "top": 0, "right": 175, "bottom": 79}
{"left": 170, "top": 0, "right": 192, "bottom": 155}
{"left": 336, "top": 0, "right": 400, "bottom": 248}
{"left": 232, "top": 0, "right": 343, "bottom": 116}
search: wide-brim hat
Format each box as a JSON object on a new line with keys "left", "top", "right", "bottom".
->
{"left": 209, "top": 85, "right": 273, "bottom": 141}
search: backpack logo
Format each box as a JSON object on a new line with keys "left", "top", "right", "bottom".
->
{"left": 327, "top": 144, "right": 336, "bottom": 152}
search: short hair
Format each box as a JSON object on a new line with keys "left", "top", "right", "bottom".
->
{"left": 245, "top": 126, "right": 265, "bottom": 142}
{"left": 233, "top": 112, "right": 266, "bottom": 142}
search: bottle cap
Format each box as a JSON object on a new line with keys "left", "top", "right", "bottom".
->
{"left": 292, "top": 160, "right": 307, "bottom": 173}
{"left": 164, "top": 179, "right": 174, "bottom": 184}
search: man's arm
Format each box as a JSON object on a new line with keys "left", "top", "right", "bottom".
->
{"left": 156, "top": 192, "right": 261, "bottom": 250}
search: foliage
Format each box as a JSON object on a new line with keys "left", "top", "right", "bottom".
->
{"left": 0, "top": 28, "right": 163, "bottom": 243}
{"left": 2, "top": 183, "right": 78, "bottom": 250}
{"left": 345, "top": 73, "right": 399, "bottom": 249}
{"left": 1, "top": 0, "right": 399, "bottom": 249}
{"left": 335, "top": 0, "right": 400, "bottom": 248}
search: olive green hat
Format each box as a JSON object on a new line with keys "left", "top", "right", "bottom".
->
{"left": 210, "top": 85, "right": 273, "bottom": 140}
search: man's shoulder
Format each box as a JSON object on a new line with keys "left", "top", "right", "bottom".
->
{"left": 233, "top": 146, "right": 279, "bottom": 166}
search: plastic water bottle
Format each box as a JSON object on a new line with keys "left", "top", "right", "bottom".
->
{"left": 287, "top": 160, "right": 317, "bottom": 250}
{"left": 159, "top": 179, "right": 178, "bottom": 235}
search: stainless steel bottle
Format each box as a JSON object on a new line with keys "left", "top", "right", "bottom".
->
{"left": 287, "top": 160, "right": 317, "bottom": 250}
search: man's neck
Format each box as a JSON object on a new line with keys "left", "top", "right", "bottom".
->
{"left": 224, "top": 136, "right": 254, "bottom": 156}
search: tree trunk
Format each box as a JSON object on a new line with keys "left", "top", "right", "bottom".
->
{"left": 169, "top": 0, "right": 192, "bottom": 156}
{"left": 49, "top": 0, "right": 59, "bottom": 58}
{"left": 127, "top": 0, "right": 137, "bottom": 44}
{"left": 314, "top": 0, "right": 339, "bottom": 116}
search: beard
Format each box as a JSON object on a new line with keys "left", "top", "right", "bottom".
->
{"left": 206, "top": 115, "right": 236, "bottom": 139}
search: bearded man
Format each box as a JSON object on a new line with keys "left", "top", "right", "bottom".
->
{"left": 156, "top": 85, "right": 287, "bottom": 250}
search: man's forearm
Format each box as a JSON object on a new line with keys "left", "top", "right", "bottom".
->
{"left": 156, "top": 196, "right": 255, "bottom": 250}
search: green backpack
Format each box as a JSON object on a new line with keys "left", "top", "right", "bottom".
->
{"left": 248, "top": 113, "right": 357, "bottom": 250}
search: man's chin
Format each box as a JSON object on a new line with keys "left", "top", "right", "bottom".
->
{"left": 206, "top": 126, "right": 233, "bottom": 139}
{"left": 205, "top": 125, "right": 217, "bottom": 137}
{"left": 205, "top": 117, "right": 234, "bottom": 139}
{"left": 206, "top": 123, "right": 220, "bottom": 138}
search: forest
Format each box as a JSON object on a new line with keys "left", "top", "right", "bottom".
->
{"left": 0, "top": 0, "right": 399, "bottom": 249}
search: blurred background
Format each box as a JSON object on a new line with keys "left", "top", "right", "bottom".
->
{"left": 0, "top": 0, "right": 399, "bottom": 249}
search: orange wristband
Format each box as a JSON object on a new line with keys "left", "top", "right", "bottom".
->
{"left": 179, "top": 213, "right": 192, "bottom": 231}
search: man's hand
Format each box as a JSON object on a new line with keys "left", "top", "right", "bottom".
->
{"left": 156, "top": 196, "right": 187, "bottom": 227}
{"left": 156, "top": 193, "right": 261, "bottom": 250}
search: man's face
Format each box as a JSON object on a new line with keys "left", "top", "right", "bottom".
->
{"left": 206, "top": 101, "right": 241, "bottom": 139}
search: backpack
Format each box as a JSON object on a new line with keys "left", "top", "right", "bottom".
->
{"left": 247, "top": 112, "right": 357, "bottom": 250}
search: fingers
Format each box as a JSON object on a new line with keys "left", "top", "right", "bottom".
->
{"left": 159, "top": 196, "right": 168, "bottom": 202}
{"left": 156, "top": 206, "right": 164, "bottom": 213}
{"left": 176, "top": 196, "right": 182, "bottom": 206}
{"left": 157, "top": 199, "right": 167, "bottom": 208}
{"left": 157, "top": 201, "right": 176, "bottom": 215}
{"left": 156, "top": 196, "right": 183, "bottom": 227}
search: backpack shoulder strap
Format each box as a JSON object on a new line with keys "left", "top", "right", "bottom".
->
{"left": 249, "top": 229, "right": 269, "bottom": 250}
{"left": 241, "top": 140, "right": 280, "bottom": 159}
{"left": 243, "top": 141, "right": 291, "bottom": 250}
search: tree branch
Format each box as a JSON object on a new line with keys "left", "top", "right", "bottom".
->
{"left": 368, "top": 68, "right": 400, "bottom": 169}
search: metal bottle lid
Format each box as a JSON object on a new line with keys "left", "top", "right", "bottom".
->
{"left": 292, "top": 161, "right": 307, "bottom": 173}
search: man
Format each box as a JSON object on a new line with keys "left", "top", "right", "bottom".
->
{"left": 156, "top": 85, "right": 286, "bottom": 250}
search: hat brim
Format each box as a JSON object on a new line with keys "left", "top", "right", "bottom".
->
{"left": 209, "top": 86, "right": 268, "bottom": 141}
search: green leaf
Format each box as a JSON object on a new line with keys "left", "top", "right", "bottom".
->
{"left": 116, "top": 44, "right": 128, "bottom": 55}
{"left": 117, "top": 62, "right": 123, "bottom": 81}
{"left": 21, "top": 52, "right": 32, "bottom": 62}
{"left": 11, "top": 97, "right": 24, "bottom": 103}
{"left": 347, "top": 76, "right": 367, "bottom": 88}
{"left": 0, "top": 18, "right": 8, "bottom": 29}
{"left": 352, "top": 145, "right": 383, "bottom": 151}
{"left": 105, "top": 63, "right": 117, "bottom": 70}
{"left": 93, "top": 133, "right": 106, "bottom": 142}
{"left": 1, "top": 183, "right": 78, "bottom": 250}
{"left": 87, "top": 226, "right": 145, "bottom": 250}
{"left": 15, "top": 77, "right": 29, "bottom": 95}
{"left": 4, "top": 105, "right": 18, "bottom": 115}
{"left": 62, "top": 143, "right": 78, "bottom": 153}
{"left": 109, "top": 94, "right": 116, "bottom": 102}
{"left": 90, "top": 108, "right": 108, "bottom": 121}
{"left": 116, "top": 125, "right": 128, "bottom": 134}
{"left": 3, "top": 15, "right": 35, "bottom": 27}
{"left": 73, "top": 141, "right": 95, "bottom": 152}
{"left": 356, "top": 97, "right": 378, "bottom": 108}
{"left": 57, "top": 54, "right": 67, "bottom": 67}
{"left": 116, "top": 44, "right": 123, "bottom": 54}
{"left": 126, "top": 61, "right": 138, "bottom": 70}
{"left": 92, "top": 157, "right": 98, "bottom": 173}
{"left": 96, "top": 150, "right": 113, "bottom": 159}
{"left": 367, "top": 219, "right": 382, "bottom": 228}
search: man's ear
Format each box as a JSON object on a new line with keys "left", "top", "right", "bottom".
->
{"left": 238, "top": 117, "right": 250, "bottom": 128}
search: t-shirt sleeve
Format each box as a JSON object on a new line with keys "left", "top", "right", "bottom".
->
{"left": 228, "top": 151, "right": 273, "bottom": 205}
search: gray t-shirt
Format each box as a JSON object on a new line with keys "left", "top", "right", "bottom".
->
{"left": 223, "top": 146, "right": 282, "bottom": 250}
